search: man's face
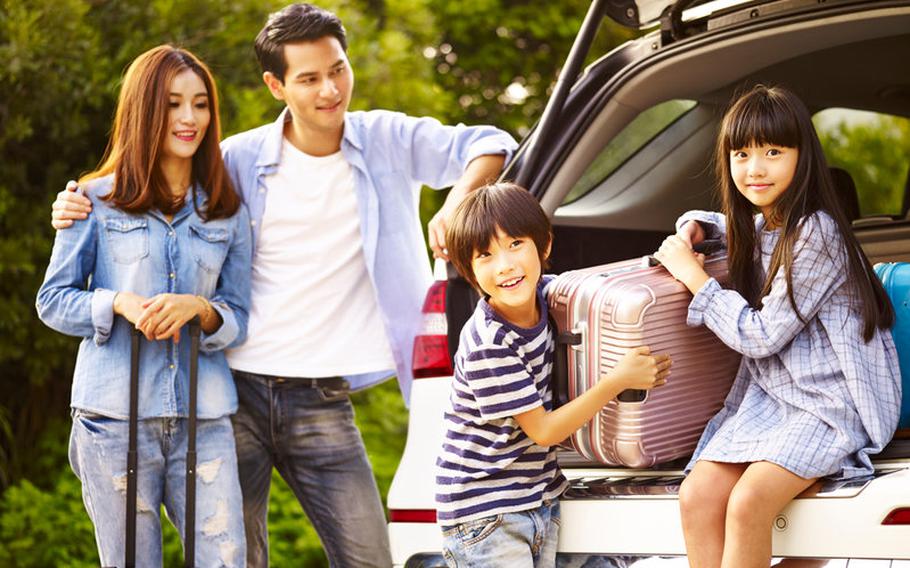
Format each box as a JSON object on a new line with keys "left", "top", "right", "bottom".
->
{"left": 264, "top": 36, "right": 354, "bottom": 142}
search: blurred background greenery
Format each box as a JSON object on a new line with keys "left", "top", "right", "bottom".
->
{"left": 3, "top": 0, "right": 907, "bottom": 565}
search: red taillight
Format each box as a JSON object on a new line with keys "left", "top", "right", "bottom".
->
{"left": 882, "top": 507, "right": 910, "bottom": 525}
{"left": 412, "top": 262, "right": 454, "bottom": 378}
{"left": 389, "top": 509, "right": 438, "bottom": 523}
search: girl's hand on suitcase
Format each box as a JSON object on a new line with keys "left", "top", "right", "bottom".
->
{"left": 136, "top": 294, "right": 203, "bottom": 342}
{"left": 677, "top": 220, "right": 705, "bottom": 248}
{"left": 654, "top": 235, "right": 710, "bottom": 294}
{"left": 611, "top": 346, "right": 672, "bottom": 389}
{"left": 113, "top": 291, "right": 149, "bottom": 326}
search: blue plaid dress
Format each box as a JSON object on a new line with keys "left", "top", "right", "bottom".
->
{"left": 678, "top": 210, "right": 901, "bottom": 479}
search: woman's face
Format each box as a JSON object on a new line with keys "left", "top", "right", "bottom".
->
{"left": 161, "top": 69, "right": 210, "bottom": 163}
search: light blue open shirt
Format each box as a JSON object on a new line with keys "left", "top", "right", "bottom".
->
{"left": 220, "top": 109, "right": 516, "bottom": 403}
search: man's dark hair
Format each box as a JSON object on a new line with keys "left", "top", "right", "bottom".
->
{"left": 254, "top": 3, "right": 348, "bottom": 82}
{"left": 446, "top": 183, "right": 552, "bottom": 293}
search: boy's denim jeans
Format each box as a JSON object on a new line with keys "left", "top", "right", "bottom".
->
{"left": 231, "top": 370, "right": 392, "bottom": 568}
{"left": 442, "top": 500, "right": 560, "bottom": 568}
{"left": 69, "top": 410, "right": 245, "bottom": 567}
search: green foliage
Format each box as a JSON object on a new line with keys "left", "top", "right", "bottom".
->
{"left": 815, "top": 113, "right": 910, "bottom": 216}
{"left": 0, "top": 473, "right": 97, "bottom": 567}
{"left": 0, "top": 0, "right": 106, "bottom": 484}
{"left": 426, "top": 0, "right": 637, "bottom": 136}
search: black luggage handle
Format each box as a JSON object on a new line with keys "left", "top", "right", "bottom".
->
{"left": 550, "top": 323, "right": 580, "bottom": 409}
{"left": 184, "top": 316, "right": 201, "bottom": 568}
{"left": 645, "top": 239, "right": 724, "bottom": 267}
{"left": 125, "top": 317, "right": 202, "bottom": 568}
{"left": 126, "top": 325, "right": 141, "bottom": 568}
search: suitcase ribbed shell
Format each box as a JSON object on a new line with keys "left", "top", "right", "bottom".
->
{"left": 548, "top": 256, "right": 741, "bottom": 467}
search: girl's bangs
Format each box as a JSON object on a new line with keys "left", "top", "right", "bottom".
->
{"left": 724, "top": 93, "right": 800, "bottom": 151}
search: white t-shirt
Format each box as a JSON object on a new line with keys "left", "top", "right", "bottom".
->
{"left": 226, "top": 140, "right": 395, "bottom": 377}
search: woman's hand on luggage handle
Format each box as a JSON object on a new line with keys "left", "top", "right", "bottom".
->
{"left": 135, "top": 294, "right": 208, "bottom": 343}
{"left": 113, "top": 292, "right": 149, "bottom": 328}
{"left": 611, "top": 346, "right": 672, "bottom": 390}
{"left": 51, "top": 180, "right": 92, "bottom": 230}
{"left": 654, "top": 235, "right": 710, "bottom": 294}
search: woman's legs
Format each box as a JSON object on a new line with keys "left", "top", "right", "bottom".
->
{"left": 163, "top": 416, "right": 246, "bottom": 567}
{"left": 69, "top": 411, "right": 166, "bottom": 568}
{"left": 679, "top": 460, "right": 747, "bottom": 568}
{"left": 721, "top": 461, "right": 817, "bottom": 568}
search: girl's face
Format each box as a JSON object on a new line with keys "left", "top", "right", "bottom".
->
{"left": 730, "top": 143, "right": 799, "bottom": 226}
{"left": 161, "top": 69, "right": 210, "bottom": 163}
{"left": 471, "top": 227, "right": 549, "bottom": 328}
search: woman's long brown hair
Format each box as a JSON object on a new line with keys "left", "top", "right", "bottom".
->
{"left": 82, "top": 45, "right": 239, "bottom": 220}
{"left": 716, "top": 85, "right": 892, "bottom": 341}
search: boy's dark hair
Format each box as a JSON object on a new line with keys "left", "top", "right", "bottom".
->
{"left": 254, "top": 3, "right": 348, "bottom": 83}
{"left": 446, "top": 183, "right": 552, "bottom": 292}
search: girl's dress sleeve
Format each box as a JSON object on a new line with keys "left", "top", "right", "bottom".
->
{"left": 687, "top": 213, "right": 847, "bottom": 358}
{"left": 675, "top": 210, "right": 727, "bottom": 243}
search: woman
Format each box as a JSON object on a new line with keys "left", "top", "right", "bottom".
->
{"left": 37, "top": 45, "right": 250, "bottom": 566}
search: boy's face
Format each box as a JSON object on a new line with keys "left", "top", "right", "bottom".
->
{"left": 263, "top": 35, "right": 354, "bottom": 143}
{"left": 471, "top": 228, "right": 550, "bottom": 328}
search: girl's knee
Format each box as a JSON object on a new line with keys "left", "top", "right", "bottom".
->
{"left": 679, "top": 473, "right": 726, "bottom": 518}
{"left": 726, "top": 483, "right": 771, "bottom": 529}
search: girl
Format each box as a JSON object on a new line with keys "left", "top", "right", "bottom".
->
{"left": 654, "top": 85, "right": 900, "bottom": 568}
{"left": 37, "top": 45, "right": 250, "bottom": 566}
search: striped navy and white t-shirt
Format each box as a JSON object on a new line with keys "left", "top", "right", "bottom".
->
{"left": 435, "top": 279, "right": 568, "bottom": 527}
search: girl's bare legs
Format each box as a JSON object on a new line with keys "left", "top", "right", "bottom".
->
{"left": 679, "top": 461, "right": 748, "bottom": 568}
{"left": 721, "top": 461, "right": 817, "bottom": 568}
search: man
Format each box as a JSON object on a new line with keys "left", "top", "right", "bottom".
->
{"left": 51, "top": 4, "right": 516, "bottom": 566}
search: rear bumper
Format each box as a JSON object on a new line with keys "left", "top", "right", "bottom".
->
{"left": 390, "top": 462, "right": 910, "bottom": 564}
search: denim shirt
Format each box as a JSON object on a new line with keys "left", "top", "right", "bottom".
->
{"left": 221, "top": 109, "right": 516, "bottom": 403}
{"left": 36, "top": 175, "right": 252, "bottom": 419}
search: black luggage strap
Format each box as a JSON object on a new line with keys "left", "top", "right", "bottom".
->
{"left": 185, "top": 317, "right": 201, "bottom": 568}
{"left": 557, "top": 331, "right": 582, "bottom": 346}
{"left": 126, "top": 325, "right": 141, "bottom": 568}
{"left": 550, "top": 320, "right": 581, "bottom": 409}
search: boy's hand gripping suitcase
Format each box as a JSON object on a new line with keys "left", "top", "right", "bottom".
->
{"left": 547, "top": 251, "right": 741, "bottom": 467}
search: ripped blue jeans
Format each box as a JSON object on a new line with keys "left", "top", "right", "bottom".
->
{"left": 69, "top": 409, "right": 245, "bottom": 567}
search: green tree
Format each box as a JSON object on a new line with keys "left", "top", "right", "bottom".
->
{"left": 426, "top": 0, "right": 638, "bottom": 137}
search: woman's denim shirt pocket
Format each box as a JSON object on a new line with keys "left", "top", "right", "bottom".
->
{"left": 104, "top": 216, "right": 150, "bottom": 264}
{"left": 188, "top": 223, "right": 231, "bottom": 297}
{"left": 36, "top": 175, "right": 252, "bottom": 420}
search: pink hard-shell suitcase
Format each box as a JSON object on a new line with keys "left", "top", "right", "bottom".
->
{"left": 547, "top": 252, "right": 741, "bottom": 468}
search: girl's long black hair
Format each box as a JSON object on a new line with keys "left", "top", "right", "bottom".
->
{"left": 716, "top": 85, "right": 893, "bottom": 341}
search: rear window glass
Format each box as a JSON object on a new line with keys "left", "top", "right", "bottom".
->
{"left": 562, "top": 99, "right": 697, "bottom": 205}
{"left": 813, "top": 108, "right": 910, "bottom": 217}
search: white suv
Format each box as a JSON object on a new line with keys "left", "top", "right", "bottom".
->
{"left": 388, "top": 1, "right": 910, "bottom": 565}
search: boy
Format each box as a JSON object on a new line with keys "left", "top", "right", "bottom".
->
{"left": 437, "top": 183, "right": 671, "bottom": 567}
